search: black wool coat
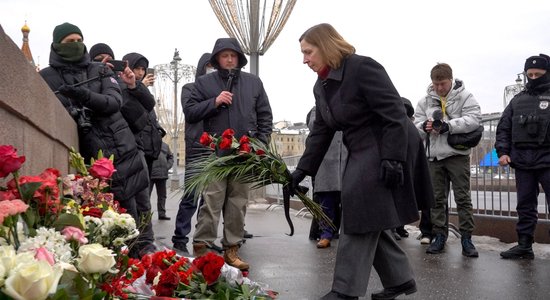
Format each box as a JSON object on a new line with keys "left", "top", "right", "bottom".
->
{"left": 297, "top": 54, "right": 432, "bottom": 233}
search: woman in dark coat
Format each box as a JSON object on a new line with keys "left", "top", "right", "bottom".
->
{"left": 291, "top": 23, "right": 431, "bottom": 300}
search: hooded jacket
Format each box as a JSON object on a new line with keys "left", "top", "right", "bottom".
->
{"left": 181, "top": 53, "right": 212, "bottom": 160}
{"left": 414, "top": 79, "right": 482, "bottom": 161}
{"left": 184, "top": 38, "right": 273, "bottom": 144}
{"left": 122, "top": 52, "right": 165, "bottom": 160}
{"left": 40, "top": 46, "right": 149, "bottom": 203}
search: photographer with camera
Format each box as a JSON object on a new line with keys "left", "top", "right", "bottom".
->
{"left": 89, "top": 44, "right": 161, "bottom": 257}
{"left": 414, "top": 63, "right": 482, "bottom": 257}
{"left": 40, "top": 23, "right": 149, "bottom": 231}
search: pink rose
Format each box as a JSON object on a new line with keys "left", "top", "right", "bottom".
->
{"left": 0, "top": 145, "right": 26, "bottom": 178}
{"left": 0, "top": 199, "right": 28, "bottom": 216}
{"left": 89, "top": 158, "right": 116, "bottom": 179}
{"left": 35, "top": 247, "right": 55, "bottom": 265}
{"left": 62, "top": 226, "right": 88, "bottom": 245}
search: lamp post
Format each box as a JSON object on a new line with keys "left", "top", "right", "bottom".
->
{"left": 170, "top": 49, "right": 182, "bottom": 182}
{"left": 503, "top": 72, "right": 525, "bottom": 108}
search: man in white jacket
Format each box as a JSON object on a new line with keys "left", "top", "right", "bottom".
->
{"left": 414, "top": 63, "right": 482, "bottom": 257}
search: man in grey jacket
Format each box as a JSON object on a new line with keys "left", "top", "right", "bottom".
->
{"left": 184, "top": 38, "right": 273, "bottom": 270}
{"left": 414, "top": 63, "right": 482, "bottom": 257}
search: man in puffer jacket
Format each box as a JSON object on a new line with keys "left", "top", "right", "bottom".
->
{"left": 414, "top": 63, "right": 482, "bottom": 257}
{"left": 40, "top": 23, "right": 149, "bottom": 226}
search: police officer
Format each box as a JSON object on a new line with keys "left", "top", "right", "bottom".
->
{"left": 496, "top": 53, "right": 550, "bottom": 260}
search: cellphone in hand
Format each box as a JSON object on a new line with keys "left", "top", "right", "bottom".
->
{"left": 147, "top": 68, "right": 155, "bottom": 76}
{"left": 109, "top": 60, "right": 127, "bottom": 72}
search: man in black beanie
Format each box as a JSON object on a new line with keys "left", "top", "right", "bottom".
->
{"left": 89, "top": 43, "right": 115, "bottom": 62}
{"left": 496, "top": 53, "right": 550, "bottom": 260}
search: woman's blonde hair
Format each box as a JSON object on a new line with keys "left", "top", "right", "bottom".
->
{"left": 299, "top": 23, "right": 355, "bottom": 69}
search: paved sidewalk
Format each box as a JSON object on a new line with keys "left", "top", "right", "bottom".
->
{"left": 150, "top": 189, "right": 550, "bottom": 300}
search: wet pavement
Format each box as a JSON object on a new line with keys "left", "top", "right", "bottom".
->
{"left": 151, "top": 188, "right": 550, "bottom": 300}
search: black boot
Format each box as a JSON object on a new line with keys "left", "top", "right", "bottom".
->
{"left": 426, "top": 233, "right": 446, "bottom": 254}
{"left": 500, "top": 235, "right": 534, "bottom": 259}
{"left": 461, "top": 233, "right": 479, "bottom": 257}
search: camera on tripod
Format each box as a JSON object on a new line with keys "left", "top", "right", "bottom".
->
{"left": 69, "top": 106, "right": 93, "bottom": 133}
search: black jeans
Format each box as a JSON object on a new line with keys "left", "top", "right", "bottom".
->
{"left": 150, "top": 178, "right": 167, "bottom": 217}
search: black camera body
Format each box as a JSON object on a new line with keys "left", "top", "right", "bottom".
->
{"left": 432, "top": 109, "right": 444, "bottom": 131}
{"left": 69, "top": 106, "right": 93, "bottom": 133}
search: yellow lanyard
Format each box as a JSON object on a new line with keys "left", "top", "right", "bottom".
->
{"left": 440, "top": 97, "right": 447, "bottom": 117}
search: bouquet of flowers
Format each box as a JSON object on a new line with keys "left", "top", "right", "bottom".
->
{"left": 185, "top": 129, "right": 334, "bottom": 235}
{"left": 0, "top": 145, "right": 140, "bottom": 299}
{"left": 118, "top": 249, "right": 276, "bottom": 299}
{"left": 0, "top": 144, "right": 277, "bottom": 300}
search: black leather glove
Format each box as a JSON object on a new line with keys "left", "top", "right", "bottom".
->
{"left": 438, "top": 122, "right": 450, "bottom": 134}
{"left": 285, "top": 168, "right": 307, "bottom": 196}
{"left": 58, "top": 84, "right": 91, "bottom": 103}
{"left": 379, "top": 160, "right": 404, "bottom": 188}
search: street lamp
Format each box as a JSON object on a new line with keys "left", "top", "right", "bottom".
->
{"left": 170, "top": 48, "right": 182, "bottom": 182}
{"left": 503, "top": 72, "right": 525, "bottom": 108}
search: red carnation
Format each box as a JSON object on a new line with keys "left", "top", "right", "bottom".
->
{"left": 0, "top": 145, "right": 26, "bottom": 178}
{"left": 199, "top": 132, "right": 213, "bottom": 146}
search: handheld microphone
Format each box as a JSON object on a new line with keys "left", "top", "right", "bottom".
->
{"left": 221, "top": 69, "right": 239, "bottom": 108}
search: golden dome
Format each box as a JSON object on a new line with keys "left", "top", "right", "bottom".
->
{"left": 21, "top": 21, "right": 30, "bottom": 33}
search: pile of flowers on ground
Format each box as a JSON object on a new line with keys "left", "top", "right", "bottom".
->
{"left": 187, "top": 129, "right": 333, "bottom": 235}
{"left": 0, "top": 145, "right": 276, "bottom": 299}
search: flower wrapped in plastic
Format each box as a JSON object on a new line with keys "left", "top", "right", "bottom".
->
{"left": 186, "top": 129, "right": 334, "bottom": 235}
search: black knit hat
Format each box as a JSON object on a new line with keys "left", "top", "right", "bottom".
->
{"left": 524, "top": 55, "right": 549, "bottom": 71}
{"left": 89, "top": 43, "right": 115, "bottom": 60}
{"left": 53, "top": 22, "right": 83, "bottom": 43}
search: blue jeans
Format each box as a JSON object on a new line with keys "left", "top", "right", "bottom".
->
{"left": 172, "top": 190, "right": 200, "bottom": 246}
{"left": 317, "top": 191, "right": 341, "bottom": 240}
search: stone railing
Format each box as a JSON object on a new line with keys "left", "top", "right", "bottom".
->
{"left": 0, "top": 25, "right": 78, "bottom": 180}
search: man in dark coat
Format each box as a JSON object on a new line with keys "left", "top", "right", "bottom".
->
{"left": 172, "top": 52, "right": 212, "bottom": 254}
{"left": 496, "top": 54, "right": 550, "bottom": 260}
{"left": 89, "top": 43, "right": 159, "bottom": 257}
{"left": 40, "top": 23, "right": 149, "bottom": 222}
{"left": 185, "top": 38, "right": 273, "bottom": 270}
{"left": 150, "top": 142, "right": 174, "bottom": 220}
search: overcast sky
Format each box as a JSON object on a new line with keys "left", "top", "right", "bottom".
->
{"left": 2, "top": 0, "right": 550, "bottom": 123}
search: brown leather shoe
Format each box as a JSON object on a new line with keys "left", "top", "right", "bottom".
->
{"left": 192, "top": 242, "right": 208, "bottom": 257}
{"left": 317, "top": 238, "right": 331, "bottom": 248}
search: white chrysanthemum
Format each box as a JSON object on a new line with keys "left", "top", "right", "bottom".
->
{"left": 18, "top": 227, "right": 74, "bottom": 264}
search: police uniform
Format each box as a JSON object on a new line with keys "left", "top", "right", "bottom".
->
{"left": 495, "top": 54, "right": 550, "bottom": 258}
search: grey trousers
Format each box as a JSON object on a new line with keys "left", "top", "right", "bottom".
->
{"left": 331, "top": 229, "right": 415, "bottom": 297}
{"left": 193, "top": 178, "right": 249, "bottom": 246}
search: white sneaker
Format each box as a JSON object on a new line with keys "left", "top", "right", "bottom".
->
{"left": 420, "top": 235, "right": 431, "bottom": 245}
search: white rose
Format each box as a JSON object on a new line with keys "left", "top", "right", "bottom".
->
{"left": 0, "top": 245, "right": 16, "bottom": 273}
{"left": 0, "top": 263, "right": 5, "bottom": 287}
{"left": 2, "top": 260, "right": 62, "bottom": 300}
{"left": 76, "top": 243, "right": 116, "bottom": 274}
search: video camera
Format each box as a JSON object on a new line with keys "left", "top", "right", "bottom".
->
{"left": 68, "top": 106, "right": 93, "bottom": 133}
